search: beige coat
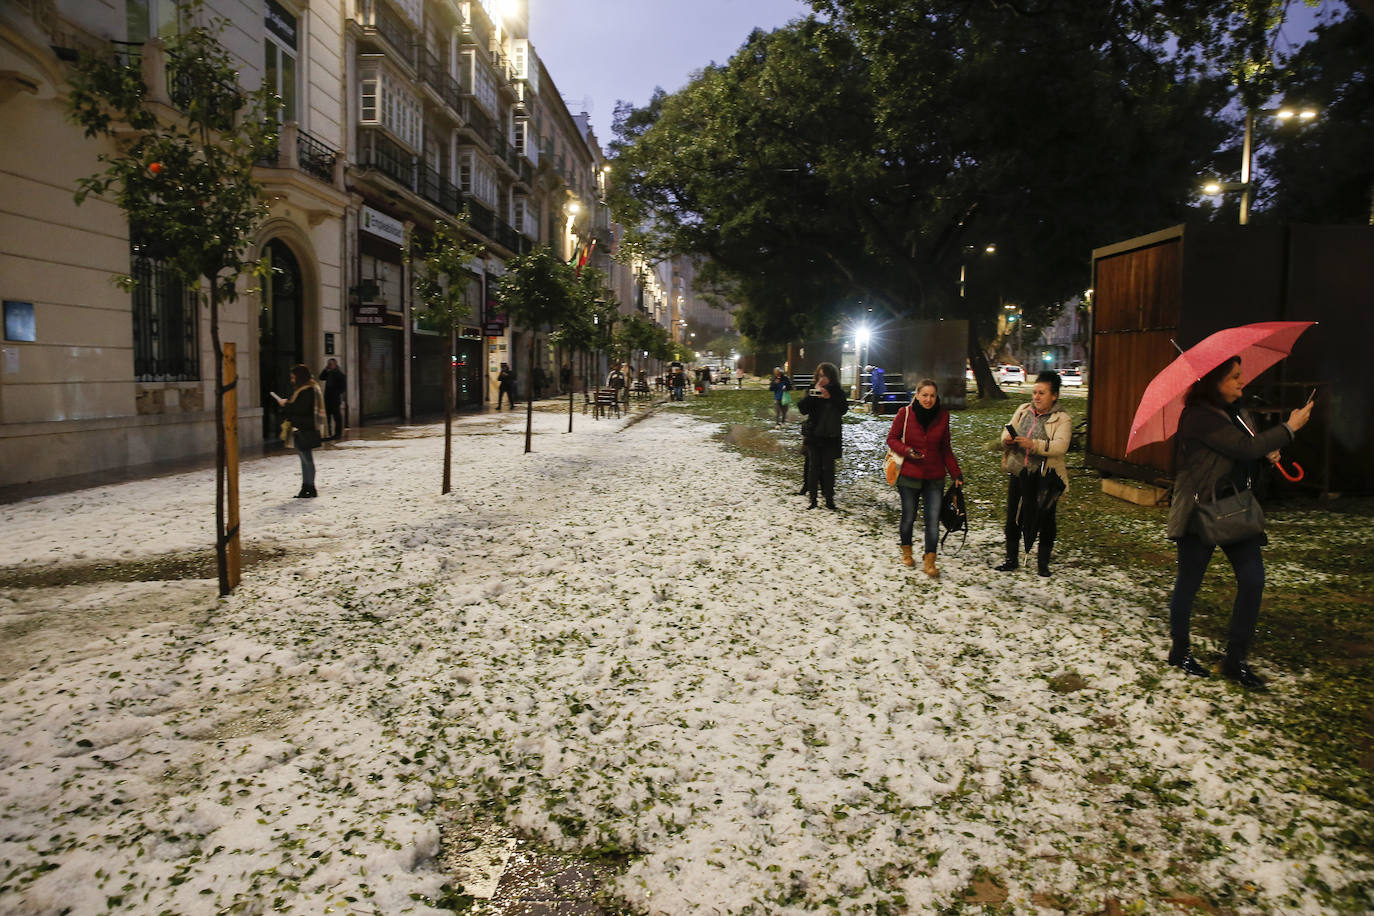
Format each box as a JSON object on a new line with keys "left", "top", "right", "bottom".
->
{"left": 1000, "top": 402, "right": 1072, "bottom": 492}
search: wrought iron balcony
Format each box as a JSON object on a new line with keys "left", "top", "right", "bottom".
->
{"left": 255, "top": 124, "right": 337, "bottom": 185}
{"left": 418, "top": 49, "right": 462, "bottom": 114}
{"left": 418, "top": 164, "right": 463, "bottom": 216}
{"left": 357, "top": 0, "right": 416, "bottom": 69}
{"left": 358, "top": 127, "right": 415, "bottom": 191}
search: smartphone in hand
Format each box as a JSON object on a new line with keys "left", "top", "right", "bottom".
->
{"left": 1005, "top": 424, "right": 1018, "bottom": 438}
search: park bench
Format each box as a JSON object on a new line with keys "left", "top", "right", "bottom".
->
{"left": 632, "top": 381, "right": 651, "bottom": 400}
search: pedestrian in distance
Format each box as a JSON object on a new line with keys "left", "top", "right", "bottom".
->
{"left": 887, "top": 379, "right": 963, "bottom": 575}
{"left": 997, "top": 370, "right": 1072, "bottom": 576}
{"left": 1165, "top": 356, "right": 1314, "bottom": 689}
{"left": 735, "top": 366, "right": 745, "bottom": 389}
{"left": 769, "top": 367, "right": 792, "bottom": 427}
{"left": 274, "top": 364, "right": 322, "bottom": 498}
{"left": 671, "top": 366, "right": 687, "bottom": 401}
{"left": 868, "top": 364, "right": 886, "bottom": 408}
{"left": 318, "top": 357, "right": 345, "bottom": 440}
{"left": 797, "top": 361, "right": 848, "bottom": 510}
{"left": 496, "top": 362, "right": 516, "bottom": 410}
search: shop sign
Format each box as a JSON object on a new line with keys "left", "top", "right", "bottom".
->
{"left": 265, "top": 0, "right": 297, "bottom": 48}
{"left": 352, "top": 304, "right": 387, "bottom": 326}
{"left": 459, "top": 325, "right": 481, "bottom": 340}
{"left": 483, "top": 320, "right": 506, "bottom": 337}
{"left": 361, "top": 206, "right": 405, "bottom": 246}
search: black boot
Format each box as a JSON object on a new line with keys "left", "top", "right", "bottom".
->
{"left": 294, "top": 489, "right": 309, "bottom": 498}
{"left": 994, "top": 534, "right": 1018, "bottom": 572}
{"left": 1168, "top": 644, "right": 1211, "bottom": 678}
{"left": 1221, "top": 653, "right": 1267, "bottom": 690}
{"left": 304, "top": 486, "right": 318, "bottom": 498}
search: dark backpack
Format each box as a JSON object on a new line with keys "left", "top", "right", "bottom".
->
{"left": 609, "top": 372, "right": 625, "bottom": 389}
{"left": 940, "top": 481, "right": 968, "bottom": 552}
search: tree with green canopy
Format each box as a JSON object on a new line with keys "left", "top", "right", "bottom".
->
{"left": 609, "top": 2, "right": 1255, "bottom": 396}
{"left": 410, "top": 225, "right": 485, "bottom": 492}
{"left": 494, "top": 246, "right": 576, "bottom": 453}
{"left": 67, "top": 0, "right": 278, "bottom": 595}
{"left": 552, "top": 265, "right": 612, "bottom": 432}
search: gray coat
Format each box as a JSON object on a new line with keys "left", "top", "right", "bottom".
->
{"left": 1166, "top": 403, "right": 1293, "bottom": 540}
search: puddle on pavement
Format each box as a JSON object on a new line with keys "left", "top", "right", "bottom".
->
{"left": 0, "top": 542, "right": 290, "bottom": 589}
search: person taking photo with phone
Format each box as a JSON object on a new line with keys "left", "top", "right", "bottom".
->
{"left": 1164, "top": 357, "right": 1313, "bottom": 689}
{"left": 797, "top": 362, "right": 847, "bottom": 509}
{"left": 886, "top": 379, "right": 963, "bottom": 575}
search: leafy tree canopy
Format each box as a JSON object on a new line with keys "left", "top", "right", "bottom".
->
{"left": 609, "top": 1, "right": 1261, "bottom": 345}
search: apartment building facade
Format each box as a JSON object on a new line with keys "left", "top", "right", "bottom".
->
{"left": 0, "top": 0, "right": 620, "bottom": 489}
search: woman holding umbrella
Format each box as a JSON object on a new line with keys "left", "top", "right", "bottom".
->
{"left": 1165, "top": 357, "right": 1313, "bottom": 688}
{"left": 996, "top": 370, "right": 1072, "bottom": 576}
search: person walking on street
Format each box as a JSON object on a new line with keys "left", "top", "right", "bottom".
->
{"left": 887, "top": 379, "right": 963, "bottom": 575}
{"left": 797, "top": 362, "right": 847, "bottom": 509}
{"left": 1165, "top": 356, "right": 1314, "bottom": 688}
{"left": 868, "top": 365, "right": 886, "bottom": 409}
{"left": 318, "top": 358, "right": 345, "bottom": 440}
{"left": 274, "top": 364, "right": 322, "bottom": 498}
{"left": 997, "top": 370, "right": 1072, "bottom": 576}
{"left": 769, "top": 367, "right": 792, "bottom": 426}
{"left": 670, "top": 366, "right": 686, "bottom": 401}
{"left": 497, "top": 362, "right": 516, "bottom": 410}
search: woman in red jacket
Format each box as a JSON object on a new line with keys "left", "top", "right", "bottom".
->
{"left": 886, "top": 378, "right": 963, "bottom": 575}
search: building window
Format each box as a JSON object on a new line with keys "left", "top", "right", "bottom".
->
{"left": 459, "top": 151, "right": 473, "bottom": 192}
{"left": 361, "top": 78, "right": 378, "bottom": 121}
{"left": 127, "top": 0, "right": 178, "bottom": 43}
{"left": 264, "top": 1, "right": 299, "bottom": 123}
{"left": 130, "top": 244, "right": 200, "bottom": 382}
{"left": 359, "top": 66, "right": 421, "bottom": 149}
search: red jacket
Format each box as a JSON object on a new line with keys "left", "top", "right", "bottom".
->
{"left": 886, "top": 405, "right": 962, "bottom": 481}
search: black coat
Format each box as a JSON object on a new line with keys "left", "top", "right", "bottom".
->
{"left": 319, "top": 367, "right": 345, "bottom": 401}
{"left": 282, "top": 385, "right": 317, "bottom": 431}
{"left": 798, "top": 380, "right": 847, "bottom": 448}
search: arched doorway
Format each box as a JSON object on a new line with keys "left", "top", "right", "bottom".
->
{"left": 259, "top": 239, "right": 304, "bottom": 441}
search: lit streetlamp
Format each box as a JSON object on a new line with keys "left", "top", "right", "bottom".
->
{"left": 1203, "top": 104, "right": 1319, "bottom": 225}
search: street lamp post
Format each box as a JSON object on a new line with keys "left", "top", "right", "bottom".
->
{"left": 1206, "top": 105, "right": 1318, "bottom": 225}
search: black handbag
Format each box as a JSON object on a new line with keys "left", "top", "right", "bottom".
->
{"left": 1192, "top": 478, "right": 1264, "bottom": 546}
{"left": 295, "top": 427, "right": 322, "bottom": 450}
{"left": 939, "top": 480, "right": 968, "bottom": 552}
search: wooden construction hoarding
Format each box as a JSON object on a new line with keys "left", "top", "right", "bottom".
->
{"left": 1087, "top": 223, "right": 1374, "bottom": 496}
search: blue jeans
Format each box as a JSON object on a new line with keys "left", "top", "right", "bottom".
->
{"left": 298, "top": 447, "right": 315, "bottom": 490}
{"left": 1168, "top": 533, "right": 1265, "bottom": 660}
{"left": 899, "top": 478, "right": 944, "bottom": 553}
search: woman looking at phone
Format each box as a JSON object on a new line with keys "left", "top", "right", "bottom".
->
{"left": 797, "top": 362, "right": 847, "bottom": 509}
{"left": 997, "top": 369, "right": 1072, "bottom": 576}
{"left": 886, "top": 379, "right": 963, "bottom": 575}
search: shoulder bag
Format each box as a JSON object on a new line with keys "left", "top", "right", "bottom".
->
{"left": 882, "top": 407, "right": 906, "bottom": 486}
{"left": 1192, "top": 477, "right": 1264, "bottom": 546}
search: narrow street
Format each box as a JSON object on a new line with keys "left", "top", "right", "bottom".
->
{"left": 0, "top": 402, "right": 1367, "bottom": 914}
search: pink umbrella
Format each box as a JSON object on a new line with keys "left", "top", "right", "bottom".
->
{"left": 1124, "top": 320, "right": 1316, "bottom": 454}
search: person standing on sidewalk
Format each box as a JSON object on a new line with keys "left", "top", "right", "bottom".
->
{"left": 1165, "top": 356, "right": 1313, "bottom": 689}
{"left": 275, "top": 364, "right": 321, "bottom": 498}
{"left": 887, "top": 379, "right": 962, "bottom": 575}
{"left": 318, "top": 358, "right": 346, "bottom": 440}
{"left": 797, "top": 362, "right": 847, "bottom": 510}
{"left": 497, "top": 362, "right": 516, "bottom": 410}
{"left": 996, "top": 370, "right": 1072, "bottom": 576}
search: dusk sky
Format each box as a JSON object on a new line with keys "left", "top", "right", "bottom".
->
{"left": 528, "top": 0, "right": 811, "bottom": 146}
{"left": 527, "top": 0, "right": 1338, "bottom": 154}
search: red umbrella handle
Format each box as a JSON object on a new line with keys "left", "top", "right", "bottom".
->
{"left": 1275, "top": 459, "right": 1304, "bottom": 482}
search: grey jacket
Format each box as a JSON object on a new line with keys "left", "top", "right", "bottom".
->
{"left": 1166, "top": 403, "right": 1293, "bottom": 540}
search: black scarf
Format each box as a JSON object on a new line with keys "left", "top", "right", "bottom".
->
{"left": 913, "top": 399, "right": 939, "bottom": 430}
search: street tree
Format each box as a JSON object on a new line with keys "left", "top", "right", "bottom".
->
{"left": 610, "top": 7, "right": 1234, "bottom": 397}
{"left": 494, "top": 246, "right": 575, "bottom": 453}
{"left": 67, "top": 0, "right": 277, "bottom": 595}
{"left": 551, "top": 265, "right": 610, "bottom": 432}
{"left": 410, "top": 225, "right": 484, "bottom": 493}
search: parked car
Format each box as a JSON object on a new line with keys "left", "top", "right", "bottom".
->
{"left": 1059, "top": 367, "right": 1084, "bottom": 387}
{"left": 999, "top": 364, "right": 1026, "bottom": 385}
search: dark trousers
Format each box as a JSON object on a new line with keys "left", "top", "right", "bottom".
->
{"left": 805, "top": 441, "right": 838, "bottom": 504}
{"left": 298, "top": 447, "right": 315, "bottom": 490}
{"left": 1004, "top": 474, "right": 1056, "bottom": 568}
{"left": 900, "top": 478, "right": 944, "bottom": 553}
{"left": 325, "top": 395, "right": 343, "bottom": 438}
{"left": 1168, "top": 533, "right": 1265, "bottom": 661}
{"left": 497, "top": 385, "right": 515, "bottom": 409}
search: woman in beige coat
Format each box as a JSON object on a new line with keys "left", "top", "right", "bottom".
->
{"left": 997, "top": 370, "right": 1072, "bottom": 576}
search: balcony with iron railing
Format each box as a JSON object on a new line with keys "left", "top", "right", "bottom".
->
{"left": 357, "top": 0, "right": 416, "bottom": 70}
{"left": 358, "top": 127, "right": 416, "bottom": 192}
{"left": 418, "top": 48, "right": 462, "bottom": 115}
{"left": 461, "top": 100, "right": 497, "bottom": 150}
{"left": 107, "top": 38, "right": 241, "bottom": 128}
{"left": 256, "top": 123, "right": 339, "bottom": 185}
{"left": 418, "top": 164, "right": 464, "bottom": 216}
{"left": 460, "top": 15, "right": 492, "bottom": 52}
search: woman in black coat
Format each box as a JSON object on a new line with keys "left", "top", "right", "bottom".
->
{"left": 275, "top": 364, "right": 321, "bottom": 498}
{"left": 1165, "top": 356, "right": 1313, "bottom": 688}
{"left": 797, "top": 361, "right": 847, "bottom": 509}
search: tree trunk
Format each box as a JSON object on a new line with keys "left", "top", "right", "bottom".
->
{"left": 568, "top": 355, "right": 574, "bottom": 433}
{"left": 524, "top": 335, "right": 536, "bottom": 453}
{"left": 967, "top": 319, "right": 1006, "bottom": 400}
{"left": 210, "top": 282, "right": 230, "bottom": 596}
{"left": 442, "top": 326, "right": 454, "bottom": 494}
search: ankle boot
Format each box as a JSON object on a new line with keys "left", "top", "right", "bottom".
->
{"left": 923, "top": 552, "right": 939, "bottom": 577}
{"left": 994, "top": 533, "right": 1018, "bottom": 571}
{"left": 1221, "top": 651, "right": 1267, "bottom": 689}
{"left": 1168, "top": 644, "right": 1210, "bottom": 678}
{"left": 900, "top": 545, "right": 915, "bottom": 567}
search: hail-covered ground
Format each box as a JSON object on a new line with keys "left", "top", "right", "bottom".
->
{"left": 0, "top": 402, "right": 1366, "bottom": 915}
